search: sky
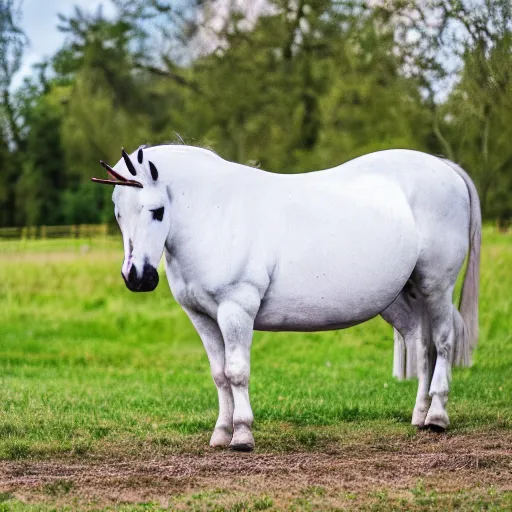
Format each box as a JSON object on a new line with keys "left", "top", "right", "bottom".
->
{"left": 12, "top": 0, "right": 115, "bottom": 89}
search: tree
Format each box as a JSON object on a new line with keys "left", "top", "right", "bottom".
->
{"left": 0, "top": 0, "right": 27, "bottom": 226}
{"left": 377, "top": 0, "right": 512, "bottom": 218}
{"left": 14, "top": 83, "right": 67, "bottom": 225}
{"left": 0, "top": 0, "right": 26, "bottom": 147}
{"left": 308, "top": 15, "right": 431, "bottom": 170}
{"left": 443, "top": 32, "right": 512, "bottom": 218}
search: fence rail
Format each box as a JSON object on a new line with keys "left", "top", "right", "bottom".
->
{"left": 0, "top": 224, "right": 119, "bottom": 240}
{"left": 0, "top": 221, "right": 509, "bottom": 241}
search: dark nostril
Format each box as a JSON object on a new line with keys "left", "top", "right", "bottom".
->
{"left": 128, "top": 265, "right": 137, "bottom": 283}
{"left": 142, "top": 261, "right": 159, "bottom": 290}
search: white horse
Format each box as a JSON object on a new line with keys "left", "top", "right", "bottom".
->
{"left": 92, "top": 145, "right": 481, "bottom": 451}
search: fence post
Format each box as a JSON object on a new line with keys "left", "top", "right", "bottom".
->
{"left": 0, "top": 223, "right": 122, "bottom": 241}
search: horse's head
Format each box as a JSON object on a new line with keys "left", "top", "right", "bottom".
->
{"left": 92, "top": 147, "right": 171, "bottom": 292}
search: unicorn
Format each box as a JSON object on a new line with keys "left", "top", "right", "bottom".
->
{"left": 92, "top": 146, "right": 480, "bottom": 451}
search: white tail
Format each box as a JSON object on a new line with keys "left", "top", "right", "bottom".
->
{"left": 441, "top": 159, "right": 481, "bottom": 366}
{"left": 392, "top": 328, "right": 417, "bottom": 379}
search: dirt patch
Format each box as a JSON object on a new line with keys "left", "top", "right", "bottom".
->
{"left": 1, "top": 430, "right": 511, "bottom": 509}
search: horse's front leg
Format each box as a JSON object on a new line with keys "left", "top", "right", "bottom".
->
{"left": 184, "top": 307, "right": 234, "bottom": 448}
{"left": 217, "top": 299, "right": 257, "bottom": 452}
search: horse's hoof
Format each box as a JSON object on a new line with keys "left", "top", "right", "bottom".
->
{"left": 210, "top": 427, "right": 232, "bottom": 448}
{"left": 425, "top": 408, "right": 449, "bottom": 432}
{"left": 229, "top": 442, "right": 254, "bottom": 452}
{"left": 229, "top": 425, "right": 254, "bottom": 452}
{"left": 411, "top": 407, "right": 429, "bottom": 428}
{"left": 425, "top": 423, "right": 446, "bottom": 433}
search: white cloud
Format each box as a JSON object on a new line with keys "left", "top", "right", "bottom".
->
{"left": 193, "top": 0, "right": 274, "bottom": 57}
{"left": 12, "top": 0, "right": 116, "bottom": 89}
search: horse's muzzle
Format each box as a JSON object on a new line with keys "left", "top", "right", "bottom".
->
{"left": 123, "top": 261, "right": 159, "bottom": 292}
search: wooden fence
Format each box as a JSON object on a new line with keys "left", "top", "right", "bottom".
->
{"left": 0, "top": 221, "right": 509, "bottom": 241}
{"left": 0, "top": 224, "right": 120, "bottom": 240}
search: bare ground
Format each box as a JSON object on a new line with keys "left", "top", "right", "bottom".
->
{"left": 1, "top": 430, "right": 511, "bottom": 510}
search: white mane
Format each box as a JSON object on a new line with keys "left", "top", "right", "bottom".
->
{"left": 142, "top": 144, "right": 223, "bottom": 162}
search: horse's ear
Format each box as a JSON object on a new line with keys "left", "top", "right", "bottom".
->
{"left": 122, "top": 148, "right": 137, "bottom": 176}
{"left": 149, "top": 161, "right": 158, "bottom": 181}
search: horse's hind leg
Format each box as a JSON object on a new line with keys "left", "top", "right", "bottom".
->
{"left": 413, "top": 231, "right": 467, "bottom": 431}
{"left": 381, "top": 283, "right": 434, "bottom": 427}
{"left": 423, "top": 287, "right": 456, "bottom": 431}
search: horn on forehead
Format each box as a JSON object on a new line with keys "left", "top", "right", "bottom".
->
{"left": 100, "top": 160, "right": 128, "bottom": 182}
{"left": 91, "top": 177, "right": 143, "bottom": 188}
{"left": 92, "top": 160, "right": 143, "bottom": 188}
{"left": 121, "top": 148, "right": 137, "bottom": 176}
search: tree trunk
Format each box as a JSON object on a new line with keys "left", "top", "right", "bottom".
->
{"left": 2, "top": 89, "right": 23, "bottom": 150}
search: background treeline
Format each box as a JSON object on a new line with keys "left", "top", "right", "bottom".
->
{"left": 0, "top": 0, "right": 511, "bottom": 227}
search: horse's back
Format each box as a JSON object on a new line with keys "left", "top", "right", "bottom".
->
{"left": 311, "top": 149, "right": 471, "bottom": 273}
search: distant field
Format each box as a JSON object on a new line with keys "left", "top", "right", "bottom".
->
{"left": 0, "top": 229, "right": 511, "bottom": 511}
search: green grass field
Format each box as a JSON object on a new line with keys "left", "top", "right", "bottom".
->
{"left": 0, "top": 230, "right": 511, "bottom": 510}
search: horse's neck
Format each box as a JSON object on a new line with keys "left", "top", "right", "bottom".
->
{"left": 162, "top": 152, "right": 236, "bottom": 250}
{"left": 165, "top": 154, "right": 234, "bottom": 192}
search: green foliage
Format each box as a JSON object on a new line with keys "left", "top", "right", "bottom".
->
{"left": 15, "top": 87, "right": 68, "bottom": 225}
{"left": 0, "top": 1, "right": 511, "bottom": 225}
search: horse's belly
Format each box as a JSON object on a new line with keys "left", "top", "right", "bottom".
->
{"left": 254, "top": 288, "right": 399, "bottom": 332}
{"left": 254, "top": 302, "right": 379, "bottom": 332}
{"left": 254, "top": 256, "right": 415, "bottom": 331}
{"left": 254, "top": 186, "right": 419, "bottom": 332}
{"left": 254, "top": 259, "right": 411, "bottom": 331}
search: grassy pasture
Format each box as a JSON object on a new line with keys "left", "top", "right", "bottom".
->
{"left": 0, "top": 229, "right": 511, "bottom": 510}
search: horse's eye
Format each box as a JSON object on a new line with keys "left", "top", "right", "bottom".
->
{"left": 151, "top": 207, "right": 164, "bottom": 221}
